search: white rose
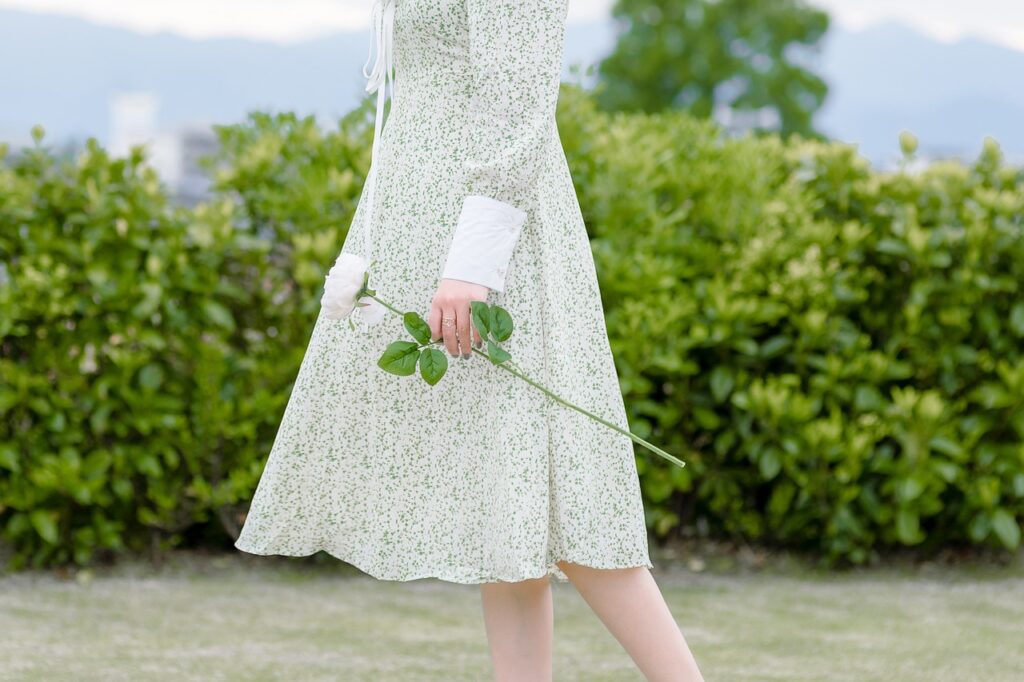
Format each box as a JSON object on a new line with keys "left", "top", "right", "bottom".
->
{"left": 320, "top": 252, "right": 371, "bottom": 320}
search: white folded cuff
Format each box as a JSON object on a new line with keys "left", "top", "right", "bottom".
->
{"left": 440, "top": 195, "right": 528, "bottom": 292}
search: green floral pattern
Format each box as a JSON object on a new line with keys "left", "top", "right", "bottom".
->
{"left": 233, "top": 0, "right": 653, "bottom": 584}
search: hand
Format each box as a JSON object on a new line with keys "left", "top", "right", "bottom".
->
{"left": 428, "top": 278, "right": 489, "bottom": 358}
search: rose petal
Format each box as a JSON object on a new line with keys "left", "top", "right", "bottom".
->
{"left": 320, "top": 251, "right": 371, "bottom": 320}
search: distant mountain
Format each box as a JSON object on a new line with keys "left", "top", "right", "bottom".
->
{"left": 0, "top": 9, "right": 370, "bottom": 146}
{"left": 815, "top": 20, "right": 1024, "bottom": 165}
{"left": 1, "top": 9, "right": 1022, "bottom": 166}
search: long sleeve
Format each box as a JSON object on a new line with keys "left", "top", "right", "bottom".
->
{"left": 440, "top": 0, "right": 569, "bottom": 293}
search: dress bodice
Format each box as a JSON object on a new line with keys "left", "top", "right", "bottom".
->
{"left": 356, "top": 0, "right": 569, "bottom": 291}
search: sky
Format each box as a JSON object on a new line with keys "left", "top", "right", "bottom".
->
{"left": 2, "top": 0, "right": 1024, "bottom": 51}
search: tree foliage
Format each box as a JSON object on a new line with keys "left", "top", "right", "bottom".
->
{"left": 597, "top": 0, "right": 830, "bottom": 136}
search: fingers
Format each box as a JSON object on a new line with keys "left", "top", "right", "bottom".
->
{"left": 428, "top": 301, "right": 442, "bottom": 342}
{"left": 457, "top": 303, "right": 472, "bottom": 358}
{"left": 471, "top": 312, "right": 483, "bottom": 347}
{"left": 441, "top": 305, "right": 459, "bottom": 357}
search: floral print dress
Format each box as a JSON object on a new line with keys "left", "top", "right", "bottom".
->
{"left": 233, "top": 0, "right": 653, "bottom": 584}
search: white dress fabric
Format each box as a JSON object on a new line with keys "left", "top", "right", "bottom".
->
{"left": 233, "top": 0, "right": 653, "bottom": 584}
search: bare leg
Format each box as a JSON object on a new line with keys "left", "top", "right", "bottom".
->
{"left": 479, "top": 575, "right": 554, "bottom": 682}
{"left": 556, "top": 561, "right": 704, "bottom": 681}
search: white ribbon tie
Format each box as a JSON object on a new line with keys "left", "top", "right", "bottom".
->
{"left": 360, "top": 0, "right": 396, "bottom": 262}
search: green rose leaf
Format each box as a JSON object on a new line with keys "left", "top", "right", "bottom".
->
{"left": 486, "top": 339, "right": 512, "bottom": 365}
{"left": 470, "top": 300, "right": 490, "bottom": 338}
{"left": 377, "top": 340, "right": 420, "bottom": 376}
{"left": 418, "top": 347, "right": 448, "bottom": 386}
{"left": 403, "top": 311, "right": 432, "bottom": 345}
{"left": 489, "top": 304, "right": 513, "bottom": 342}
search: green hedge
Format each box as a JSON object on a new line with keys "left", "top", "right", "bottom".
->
{"left": 1, "top": 88, "right": 1022, "bottom": 570}
{"left": 0, "top": 112, "right": 371, "bottom": 569}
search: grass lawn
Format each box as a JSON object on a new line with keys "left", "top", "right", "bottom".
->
{"left": 1, "top": 544, "right": 1022, "bottom": 681}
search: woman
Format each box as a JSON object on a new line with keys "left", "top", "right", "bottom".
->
{"left": 234, "top": 0, "right": 704, "bottom": 679}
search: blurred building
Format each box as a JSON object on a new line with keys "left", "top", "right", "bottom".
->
{"left": 108, "top": 91, "right": 218, "bottom": 205}
{"left": 713, "top": 103, "right": 783, "bottom": 137}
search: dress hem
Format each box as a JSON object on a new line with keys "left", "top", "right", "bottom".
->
{"left": 233, "top": 538, "right": 654, "bottom": 586}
